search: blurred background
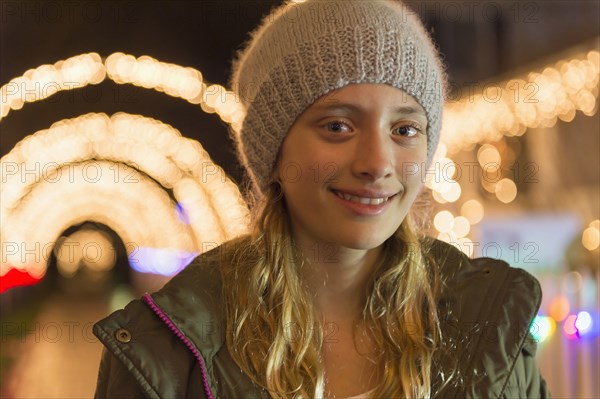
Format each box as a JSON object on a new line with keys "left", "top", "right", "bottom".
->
{"left": 1, "top": 0, "right": 598, "bottom": 397}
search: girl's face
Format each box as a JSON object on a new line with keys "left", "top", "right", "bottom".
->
{"left": 276, "top": 83, "right": 428, "bottom": 251}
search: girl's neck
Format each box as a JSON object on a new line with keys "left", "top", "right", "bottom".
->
{"left": 295, "top": 239, "right": 382, "bottom": 320}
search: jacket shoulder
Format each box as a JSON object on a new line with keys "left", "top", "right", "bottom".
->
{"left": 150, "top": 236, "right": 253, "bottom": 351}
{"left": 93, "top": 237, "right": 252, "bottom": 398}
{"left": 93, "top": 299, "right": 199, "bottom": 398}
{"left": 424, "top": 238, "right": 544, "bottom": 398}
{"left": 422, "top": 237, "right": 541, "bottom": 301}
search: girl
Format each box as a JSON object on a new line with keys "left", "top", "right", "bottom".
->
{"left": 94, "top": 1, "right": 550, "bottom": 398}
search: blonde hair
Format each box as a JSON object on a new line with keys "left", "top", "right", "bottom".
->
{"left": 222, "top": 183, "right": 442, "bottom": 398}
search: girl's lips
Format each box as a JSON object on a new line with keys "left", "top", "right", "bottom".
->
{"left": 330, "top": 188, "right": 398, "bottom": 199}
{"left": 330, "top": 189, "right": 397, "bottom": 216}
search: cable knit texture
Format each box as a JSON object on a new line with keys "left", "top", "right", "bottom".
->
{"left": 231, "top": 0, "right": 446, "bottom": 197}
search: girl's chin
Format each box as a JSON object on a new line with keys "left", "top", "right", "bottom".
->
{"left": 332, "top": 233, "right": 391, "bottom": 251}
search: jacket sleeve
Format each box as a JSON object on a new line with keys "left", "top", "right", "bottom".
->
{"left": 503, "top": 337, "right": 551, "bottom": 399}
{"left": 95, "top": 347, "right": 147, "bottom": 399}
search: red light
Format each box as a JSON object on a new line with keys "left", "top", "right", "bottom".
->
{"left": 0, "top": 267, "right": 43, "bottom": 294}
{"left": 563, "top": 314, "right": 579, "bottom": 339}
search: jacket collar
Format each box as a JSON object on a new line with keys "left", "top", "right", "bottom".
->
{"left": 151, "top": 243, "right": 228, "bottom": 358}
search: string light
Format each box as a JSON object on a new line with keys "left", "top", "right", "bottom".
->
{"left": 2, "top": 43, "right": 599, "bottom": 276}
{"left": 440, "top": 47, "right": 599, "bottom": 155}
{"left": 495, "top": 178, "right": 518, "bottom": 203}
{"left": 433, "top": 210, "right": 455, "bottom": 233}
{"left": 477, "top": 144, "right": 502, "bottom": 166}
{"left": 1, "top": 52, "right": 245, "bottom": 129}
{"left": 452, "top": 216, "right": 471, "bottom": 238}
{"left": 460, "top": 199, "right": 484, "bottom": 224}
{"left": 0, "top": 113, "right": 250, "bottom": 279}
{"left": 582, "top": 224, "right": 600, "bottom": 251}
{"left": 431, "top": 43, "right": 599, "bottom": 248}
{"left": 1, "top": 52, "right": 248, "bottom": 284}
{"left": 0, "top": 53, "right": 105, "bottom": 120}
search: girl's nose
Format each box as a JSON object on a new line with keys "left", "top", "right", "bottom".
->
{"left": 350, "top": 129, "right": 393, "bottom": 181}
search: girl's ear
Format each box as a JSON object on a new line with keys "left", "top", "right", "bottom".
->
{"left": 269, "top": 163, "right": 279, "bottom": 184}
{"left": 270, "top": 150, "right": 285, "bottom": 183}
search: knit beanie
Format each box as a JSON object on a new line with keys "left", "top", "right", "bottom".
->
{"left": 231, "top": 0, "right": 446, "bottom": 198}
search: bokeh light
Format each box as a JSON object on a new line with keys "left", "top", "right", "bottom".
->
{"left": 582, "top": 225, "right": 600, "bottom": 250}
{"left": 563, "top": 314, "right": 579, "bottom": 338}
{"left": 434, "top": 210, "right": 454, "bottom": 233}
{"left": 0, "top": 113, "right": 250, "bottom": 282}
{"left": 460, "top": 199, "right": 484, "bottom": 224}
{"left": 530, "top": 315, "right": 556, "bottom": 343}
{"left": 440, "top": 49, "right": 600, "bottom": 155}
{"left": 575, "top": 311, "right": 593, "bottom": 335}
{"left": 495, "top": 178, "right": 518, "bottom": 203}
{"left": 549, "top": 295, "right": 571, "bottom": 322}
{"left": 452, "top": 216, "right": 471, "bottom": 238}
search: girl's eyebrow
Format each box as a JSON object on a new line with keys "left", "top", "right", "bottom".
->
{"left": 392, "top": 105, "right": 427, "bottom": 117}
{"left": 312, "top": 102, "right": 426, "bottom": 118}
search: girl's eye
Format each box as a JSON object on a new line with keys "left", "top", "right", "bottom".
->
{"left": 323, "top": 121, "right": 351, "bottom": 134}
{"left": 393, "top": 124, "right": 422, "bottom": 137}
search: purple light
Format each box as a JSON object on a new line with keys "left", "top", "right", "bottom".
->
{"left": 176, "top": 202, "right": 191, "bottom": 225}
{"left": 129, "top": 247, "right": 197, "bottom": 276}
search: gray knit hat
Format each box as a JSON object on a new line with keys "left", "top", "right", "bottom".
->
{"left": 231, "top": 0, "right": 446, "bottom": 198}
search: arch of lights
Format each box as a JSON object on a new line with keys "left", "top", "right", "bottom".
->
{"left": 0, "top": 52, "right": 245, "bottom": 130}
{"left": 1, "top": 113, "right": 249, "bottom": 281}
{"left": 1, "top": 40, "right": 598, "bottom": 285}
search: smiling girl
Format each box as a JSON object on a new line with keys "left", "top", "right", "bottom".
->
{"left": 94, "top": 1, "right": 550, "bottom": 398}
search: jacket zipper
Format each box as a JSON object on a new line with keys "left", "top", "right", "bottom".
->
{"left": 142, "top": 293, "right": 215, "bottom": 399}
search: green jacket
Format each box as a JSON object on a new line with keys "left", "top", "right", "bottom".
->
{"left": 93, "top": 238, "right": 550, "bottom": 398}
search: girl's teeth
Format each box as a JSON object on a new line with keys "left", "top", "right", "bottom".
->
{"left": 336, "top": 191, "right": 389, "bottom": 205}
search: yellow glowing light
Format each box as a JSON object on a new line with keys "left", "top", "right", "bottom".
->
{"left": 55, "top": 236, "right": 81, "bottom": 278}
{"left": 582, "top": 226, "right": 600, "bottom": 251}
{"left": 0, "top": 113, "right": 250, "bottom": 278}
{"left": 495, "top": 178, "right": 518, "bottom": 203}
{"left": 440, "top": 181, "right": 461, "bottom": 203}
{"left": 437, "top": 157, "right": 457, "bottom": 179}
{"left": 431, "top": 142, "right": 447, "bottom": 163}
{"left": 434, "top": 210, "right": 454, "bottom": 233}
{"left": 441, "top": 45, "right": 600, "bottom": 154}
{"left": 481, "top": 178, "right": 497, "bottom": 194}
{"left": 1, "top": 52, "right": 243, "bottom": 128}
{"left": 461, "top": 199, "right": 484, "bottom": 224}
{"left": 452, "top": 216, "right": 471, "bottom": 238}
{"left": 531, "top": 315, "right": 556, "bottom": 343}
{"left": 55, "top": 229, "right": 116, "bottom": 277}
{"left": 432, "top": 190, "right": 447, "bottom": 204}
{"left": 0, "top": 53, "right": 106, "bottom": 121}
{"left": 432, "top": 178, "right": 450, "bottom": 194}
{"left": 590, "top": 219, "right": 600, "bottom": 229}
{"left": 477, "top": 144, "right": 501, "bottom": 166}
{"left": 549, "top": 296, "right": 569, "bottom": 324}
{"left": 3, "top": 46, "right": 599, "bottom": 278}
